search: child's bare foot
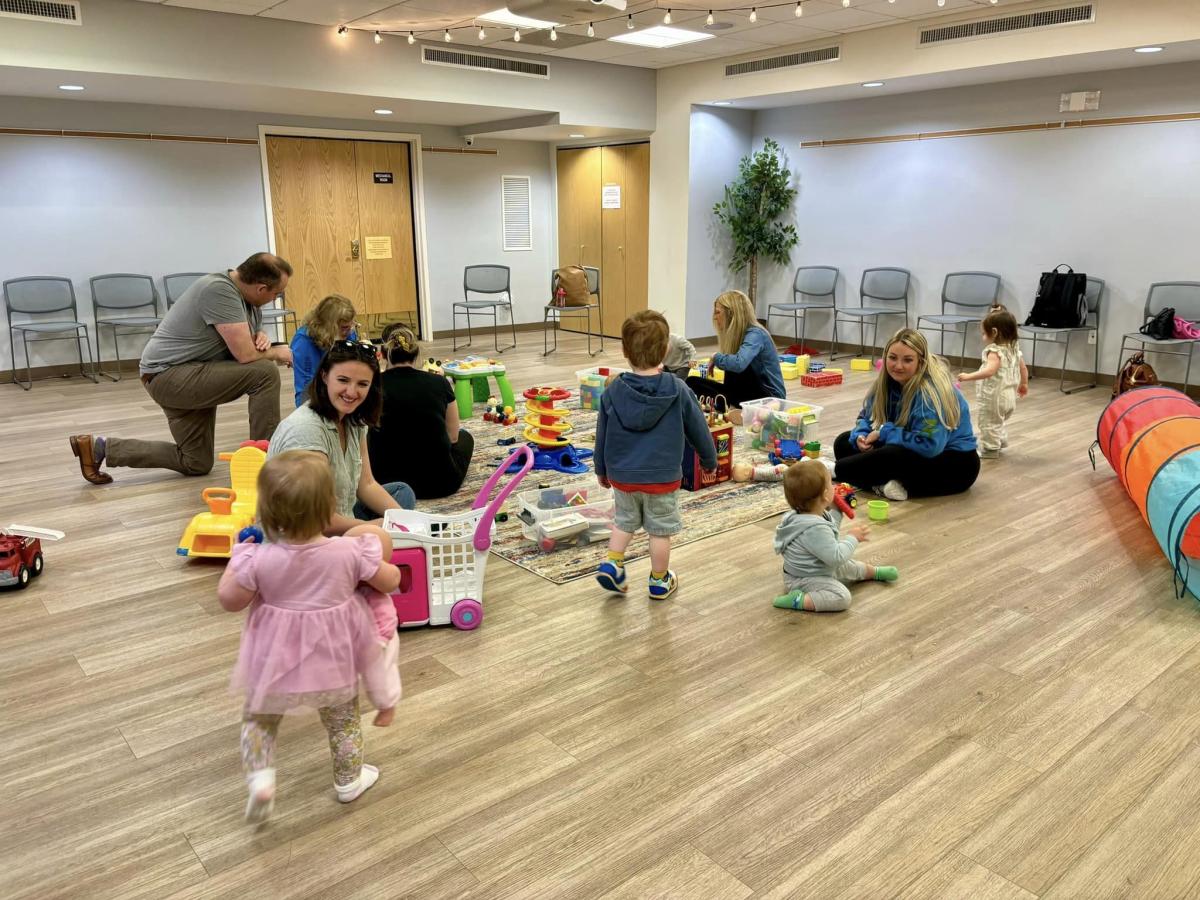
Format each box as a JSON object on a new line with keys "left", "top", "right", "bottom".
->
{"left": 373, "top": 707, "right": 395, "bottom": 727}
{"left": 728, "top": 408, "right": 744, "bottom": 426}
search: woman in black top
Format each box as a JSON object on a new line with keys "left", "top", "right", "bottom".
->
{"left": 368, "top": 324, "right": 475, "bottom": 499}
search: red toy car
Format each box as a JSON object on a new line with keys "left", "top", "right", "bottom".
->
{"left": 0, "top": 525, "right": 64, "bottom": 590}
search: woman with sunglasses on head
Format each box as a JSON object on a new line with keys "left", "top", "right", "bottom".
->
{"left": 368, "top": 323, "right": 475, "bottom": 500}
{"left": 269, "top": 339, "right": 415, "bottom": 532}
{"left": 290, "top": 294, "right": 359, "bottom": 406}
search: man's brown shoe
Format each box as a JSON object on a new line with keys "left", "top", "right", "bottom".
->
{"left": 70, "top": 434, "right": 113, "bottom": 485}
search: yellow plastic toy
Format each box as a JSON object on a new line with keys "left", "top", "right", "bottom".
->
{"left": 850, "top": 358, "right": 872, "bottom": 372}
{"left": 176, "top": 445, "right": 266, "bottom": 558}
{"left": 522, "top": 386, "right": 574, "bottom": 448}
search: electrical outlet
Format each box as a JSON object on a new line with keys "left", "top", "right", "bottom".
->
{"left": 1087, "top": 331, "right": 1097, "bottom": 345}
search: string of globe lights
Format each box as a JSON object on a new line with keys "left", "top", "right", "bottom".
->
{"left": 334, "top": 0, "right": 1002, "bottom": 45}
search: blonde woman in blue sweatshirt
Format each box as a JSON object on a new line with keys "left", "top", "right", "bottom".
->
{"left": 833, "top": 328, "right": 979, "bottom": 501}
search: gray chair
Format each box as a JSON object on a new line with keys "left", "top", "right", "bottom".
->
{"left": 766, "top": 266, "right": 838, "bottom": 350}
{"left": 89, "top": 274, "right": 162, "bottom": 382}
{"left": 260, "top": 293, "right": 298, "bottom": 342}
{"left": 832, "top": 267, "right": 911, "bottom": 362}
{"left": 544, "top": 266, "right": 602, "bottom": 357}
{"left": 1019, "top": 276, "right": 1104, "bottom": 394}
{"left": 1118, "top": 281, "right": 1200, "bottom": 393}
{"left": 916, "top": 271, "right": 1001, "bottom": 363}
{"left": 163, "top": 272, "right": 206, "bottom": 307}
{"left": 3, "top": 276, "right": 98, "bottom": 390}
{"left": 455, "top": 265, "right": 517, "bottom": 354}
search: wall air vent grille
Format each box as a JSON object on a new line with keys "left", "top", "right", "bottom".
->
{"left": 422, "top": 46, "right": 549, "bottom": 79}
{"left": 0, "top": 0, "right": 80, "bottom": 23}
{"left": 920, "top": 4, "right": 1093, "bottom": 45}
{"left": 725, "top": 45, "right": 839, "bottom": 77}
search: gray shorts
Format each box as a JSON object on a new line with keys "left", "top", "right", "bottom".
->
{"left": 612, "top": 488, "right": 683, "bottom": 537}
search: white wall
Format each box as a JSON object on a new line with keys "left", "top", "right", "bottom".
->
{"left": 685, "top": 107, "right": 755, "bottom": 339}
{"left": 733, "top": 61, "right": 1200, "bottom": 379}
{"left": 0, "top": 97, "right": 554, "bottom": 368}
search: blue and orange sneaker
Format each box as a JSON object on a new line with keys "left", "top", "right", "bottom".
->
{"left": 596, "top": 560, "right": 628, "bottom": 595}
{"left": 648, "top": 570, "right": 677, "bottom": 600}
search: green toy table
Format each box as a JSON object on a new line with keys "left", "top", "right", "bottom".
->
{"left": 443, "top": 359, "right": 515, "bottom": 419}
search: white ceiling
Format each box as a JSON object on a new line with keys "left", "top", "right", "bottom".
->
{"left": 129, "top": 0, "right": 1026, "bottom": 70}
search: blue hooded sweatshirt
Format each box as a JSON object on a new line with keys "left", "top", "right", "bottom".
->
{"left": 595, "top": 372, "right": 717, "bottom": 484}
{"left": 849, "top": 381, "right": 977, "bottom": 457}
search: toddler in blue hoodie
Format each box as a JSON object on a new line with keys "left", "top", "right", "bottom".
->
{"left": 594, "top": 311, "right": 717, "bottom": 600}
{"left": 773, "top": 459, "right": 899, "bottom": 612}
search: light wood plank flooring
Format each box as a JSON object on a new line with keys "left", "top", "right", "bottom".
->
{"left": 2, "top": 333, "right": 1198, "bottom": 899}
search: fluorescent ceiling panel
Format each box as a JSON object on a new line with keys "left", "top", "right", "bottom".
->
{"left": 609, "top": 25, "right": 714, "bottom": 49}
{"left": 476, "top": 7, "right": 558, "bottom": 29}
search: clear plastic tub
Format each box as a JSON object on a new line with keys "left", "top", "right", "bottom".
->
{"left": 516, "top": 480, "right": 615, "bottom": 549}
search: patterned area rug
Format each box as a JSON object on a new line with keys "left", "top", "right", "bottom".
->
{"left": 421, "top": 392, "right": 787, "bottom": 584}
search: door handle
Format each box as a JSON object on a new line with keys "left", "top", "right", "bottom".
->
{"left": 351, "top": 238, "right": 361, "bottom": 260}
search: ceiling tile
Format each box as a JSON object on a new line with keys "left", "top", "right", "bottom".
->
{"left": 258, "top": 0, "right": 408, "bottom": 27}
{"left": 162, "top": 0, "right": 275, "bottom": 12}
{"left": 857, "top": 0, "right": 989, "bottom": 17}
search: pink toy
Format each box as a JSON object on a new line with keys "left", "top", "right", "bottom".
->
{"left": 388, "top": 547, "right": 430, "bottom": 626}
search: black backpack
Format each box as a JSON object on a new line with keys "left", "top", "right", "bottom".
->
{"left": 1025, "top": 264, "right": 1089, "bottom": 328}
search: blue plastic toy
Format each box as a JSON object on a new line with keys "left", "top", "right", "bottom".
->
{"left": 238, "top": 525, "right": 264, "bottom": 544}
{"left": 505, "top": 442, "right": 593, "bottom": 475}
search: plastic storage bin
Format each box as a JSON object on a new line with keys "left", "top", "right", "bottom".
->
{"left": 517, "top": 480, "right": 615, "bottom": 550}
{"left": 576, "top": 366, "right": 629, "bottom": 410}
{"left": 742, "top": 397, "right": 823, "bottom": 447}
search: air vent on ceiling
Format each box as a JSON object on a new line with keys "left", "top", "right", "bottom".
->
{"left": 0, "top": 0, "right": 81, "bottom": 24}
{"left": 422, "top": 46, "right": 549, "bottom": 79}
{"left": 920, "top": 4, "right": 1093, "bottom": 46}
{"left": 725, "top": 45, "right": 839, "bottom": 78}
{"left": 501, "top": 176, "right": 533, "bottom": 252}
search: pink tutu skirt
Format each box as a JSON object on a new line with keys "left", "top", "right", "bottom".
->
{"left": 232, "top": 597, "right": 384, "bottom": 714}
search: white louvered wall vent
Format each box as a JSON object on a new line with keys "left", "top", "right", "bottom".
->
{"left": 501, "top": 176, "right": 532, "bottom": 252}
{"left": 0, "top": 0, "right": 81, "bottom": 23}
{"left": 919, "top": 4, "right": 1093, "bottom": 46}
{"left": 725, "top": 45, "right": 839, "bottom": 78}
{"left": 422, "top": 46, "right": 549, "bottom": 79}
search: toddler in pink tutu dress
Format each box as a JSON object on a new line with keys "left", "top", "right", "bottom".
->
{"left": 219, "top": 450, "right": 402, "bottom": 824}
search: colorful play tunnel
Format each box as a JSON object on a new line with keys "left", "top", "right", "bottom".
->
{"left": 1096, "top": 386, "right": 1200, "bottom": 600}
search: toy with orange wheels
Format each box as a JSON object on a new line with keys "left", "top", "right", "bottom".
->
{"left": 506, "top": 385, "right": 593, "bottom": 474}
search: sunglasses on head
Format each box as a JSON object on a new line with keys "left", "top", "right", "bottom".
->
{"left": 332, "top": 339, "right": 380, "bottom": 362}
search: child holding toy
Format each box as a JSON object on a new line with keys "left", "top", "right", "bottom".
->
{"left": 773, "top": 460, "right": 899, "bottom": 612}
{"left": 594, "top": 311, "right": 717, "bottom": 600}
{"left": 959, "top": 305, "right": 1029, "bottom": 458}
{"left": 219, "top": 450, "right": 402, "bottom": 823}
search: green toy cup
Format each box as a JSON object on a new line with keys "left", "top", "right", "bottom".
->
{"left": 867, "top": 500, "right": 889, "bottom": 522}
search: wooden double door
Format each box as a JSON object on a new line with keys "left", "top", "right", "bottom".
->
{"left": 265, "top": 136, "right": 419, "bottom": 329}
{"left": 557, "top": 143, "right": 649, "bottom": 338}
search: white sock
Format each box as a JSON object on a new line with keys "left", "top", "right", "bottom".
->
{"left": 244, "top": 768, "right": 275, "bottom": 824}
{"left": 335, "top": 763, "right": 379, "bottom": 804}
{"left": 880, "top": 480, "right": 908, "bottom": 501}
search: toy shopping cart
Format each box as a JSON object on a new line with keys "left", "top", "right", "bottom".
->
{"left": 382, "top": 445, "right": 533, "bottom": 630}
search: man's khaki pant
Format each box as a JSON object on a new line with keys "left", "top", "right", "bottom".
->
{"left": 106, "top": 359, "right": 281, "bottom": 476}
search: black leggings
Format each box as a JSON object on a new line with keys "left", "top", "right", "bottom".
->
{"left": 833, "top": 431, "right": 979, "bottom": 498}
{"left": 412, "top": 429, "right": 475, "bottom": 500}
{"left": 687, "top": 366, "right": 773, "bottom": 409}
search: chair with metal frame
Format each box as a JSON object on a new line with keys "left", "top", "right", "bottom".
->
{"left": 259, "top": 292, "right": 298, "bottom": 343}
{"left": 3, "top": 276, "right": 99, "bottom": 391}
{"left": 1117, "top": 281, "right": 1200, "bottom": 393}
{"left": 766, "top": 266, "right": 838, "bottom": 351}
{"left": 163, "top": 272, "right": 207, "bottom": 308}
{"left": 544, "top": 266, "right": 602, "bottom": 357}
{"left": 832, "top": 267, "right": 911, "bottom": 362}
{"left": 89, "top": 273, "right": 162, "bottom": 382}
{"left": 1019, "top": 276, "right": 1104, "bottom": 394}
{"left": 916, "top": 271, "right": 1001, "bottom": 364}
{"left": 455, "top": 265, "right": 518, "bottom": 354}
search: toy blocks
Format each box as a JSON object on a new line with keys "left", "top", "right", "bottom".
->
{"left": 850, "top": 358, "right": 872, "bottom": 371}
{"left": 801, "top": 371, "right": 843, "bottom": 388}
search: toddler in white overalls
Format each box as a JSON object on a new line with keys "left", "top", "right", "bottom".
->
{"left": 959, "top": 305, "right": 1028, "bottom": 458}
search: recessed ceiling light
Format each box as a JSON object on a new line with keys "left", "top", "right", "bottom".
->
{"left": 862, "top": 81, "right": 885, "bottom": 88}
{"left": 568, "top": 133, "right": 585, "bottom": 138}
{"left": 477, "top": 7, "right": 557, "bottom": 29}
{"left": 712, "top": 100, "right": 733, "bottom": 106}
{"left": 374, "top": 108, "right": 393, "bottom": 115}
{"left": 1134, "top": 46, "right": 1164, "bottom": 53}
{"left": 609, "top": 25, "right": 714, "bottom": 49}
{"left": 58, "top": 84, "right": 85, "bottom": 91}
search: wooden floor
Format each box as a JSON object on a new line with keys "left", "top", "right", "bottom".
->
{"left": 3, "top": 332, "right": 1199, "bottom": 899}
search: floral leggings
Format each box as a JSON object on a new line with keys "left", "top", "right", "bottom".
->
{"left": 241, "top": 697, "right": 363, "bottom": 786}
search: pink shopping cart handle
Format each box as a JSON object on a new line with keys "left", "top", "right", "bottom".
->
{"left": 472, "top": 445, "right": 534, "bottom": 552}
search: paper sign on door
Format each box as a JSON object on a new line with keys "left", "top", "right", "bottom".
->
{"left": 602, "top": 184, "right": 621, "bottom": 209}
{"left": 364, "top": 236, "right": 393, "bottom": 260}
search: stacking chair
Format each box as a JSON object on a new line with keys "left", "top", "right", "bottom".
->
{"left": 832, "top": 268, "right": 911, "bottom": 361}
{"left": 916, "top": 271, "right": 1001, "bottom": 363}
{"left": 455, "top": 265, "right": 517, "bottom": 354}
{"left": 544, "top": 266, "right": 602, "bottom": 357}
{"left": 766, "top": 266, "right": 838, "bottom": 350}
{"left": 260, "top": 292, "right": 298, "bottom": 342}
{"left": 89, "top": 274, "right": 162, "bottom": 382}
{"left": 163, "top": 272, "right": 206, "bottom": 307}
{"left": 3, "top": 276, "right": 98, "bottom": 390}
{"left": 1118, "top": 282, "right": 1200, "bottom": 393}
{"left": 1019, "top": 276, "right": 1104, "bottom": 394}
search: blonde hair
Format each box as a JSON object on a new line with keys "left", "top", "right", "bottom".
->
{"left": 301, "top": 294, "right": 356, "bottom": 350}
{"left": 714, "top": 290, "right": 761, "bottom": 355}
{"left": 257, "top": 451, "right": 334, "bottom": 542}
{"left": 783, "top": 460, "right": 830, "bottom": 513}
{"left": 866, "top": 328, "right": 961, "bottom": 432}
